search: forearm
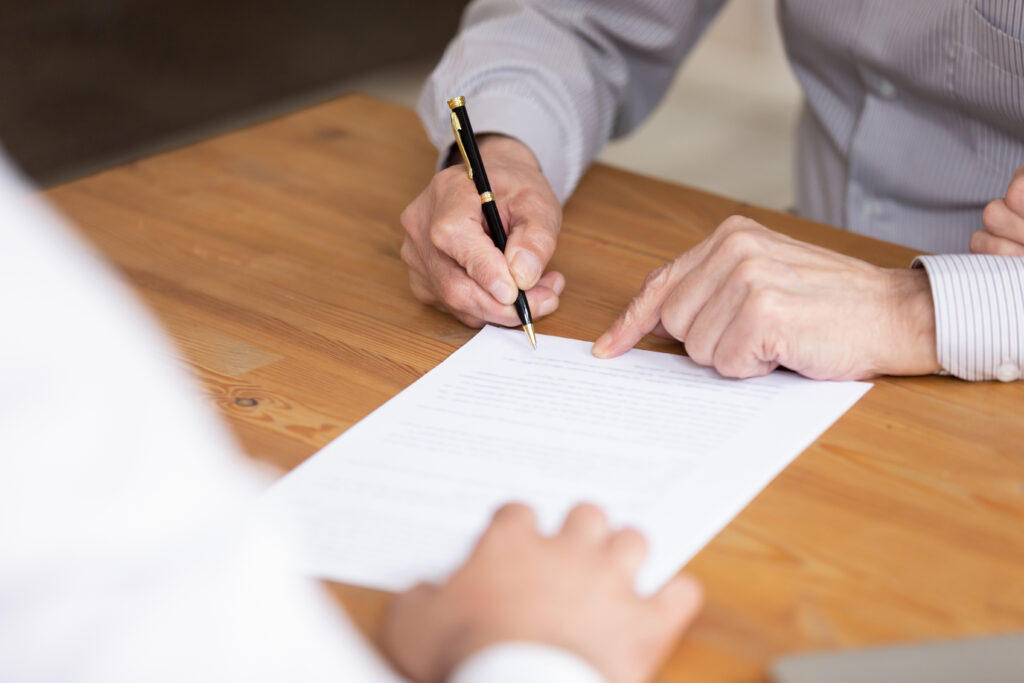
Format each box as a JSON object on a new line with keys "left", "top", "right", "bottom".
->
{"left": 417, "top": 0, "right": 725, "bottom": 202}
{"left": 914, "top": 254, "right": 1024, "bottom": 381}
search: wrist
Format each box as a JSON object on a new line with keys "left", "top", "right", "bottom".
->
{"left": 477, "top": 134, "right": 542, "bottom": 171}
{"left": 878, "top": 268, "right": 941, "bottom": 376}
{"left": 436, "top": 629, "right": 512, "bottom": 683}
{"left": 443, "top": 134, "right": 541, "bottom": 175}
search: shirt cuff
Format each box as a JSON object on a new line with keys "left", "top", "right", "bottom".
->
{"left": 419, "top": 92, "right": 573, "bottom": 204}
{"left": 448, "top": 642, "right": 607, "bottom": 683}
{"left": 912, "top": 254, "right": 1024, "bottom": 381}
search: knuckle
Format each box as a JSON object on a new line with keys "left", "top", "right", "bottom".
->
{"left": 642, "top": 262, "right": 673, "bottom": 292}
{"left": 464, "top": 249, "right": 501, "bottom": 283}
{"left": 398, "top": 203, "right": 418, "bottom": 234}
{"left": 621, "top": 298, "right": 650, "bottom": 332}
{"left": 660, "top": 312, "right": 687, "bottom": 342}
{"left": 745, "top": 286, "right": 785, "bottom": 323}
{"left": 515, "top": 187, "right": 543, "bottom": 208}
{"left": 718, "top": 227, "right": 762, "bottom": 259}
{"left": 657, "top": 285, "right": 688, "bottom": 329}
{"left": 685, "top": 335, "right": 712, "bottom": 366}
{"left": 439, "top": 278, "right": 471, "bottom": 310}
{"left": 622, "top": 264, "right": 677, "bottom": 327}
{"left": 732, "top": 256, "right": 771, "bottom": 284}
{"left": 399, "top": 238, "right": 417, "bottom": 266}
{"left": 408, "top": 278, "right": 433, "bottom": 304}
{"left": 438, "top": 163, "right": 467, "bottom": 183}
{"left": 433, "top": 167, "right": 466, "bottom": 198}
{"left": 428, "top": 220, "right": 459, "bottom": 251}
{"left": 713, "top": 352, "right": 746, "bottom": 379}
{"left": 717, "top": 214, "right": 757, "bottom": 236}
{"left": 410, "top": 288, "right": 434, "bottom": 306}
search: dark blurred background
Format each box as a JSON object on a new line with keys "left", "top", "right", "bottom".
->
{"left": 0, "top": 0, "right": 468, "bottom": 185}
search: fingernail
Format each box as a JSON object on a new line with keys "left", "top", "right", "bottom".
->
{"left": 510, "top": 250, "right": 542, "bottom": 289}
{"left": 592, "top": 333, "right": 611, "bottom": 357}
{"left": 488, "top": 279, "right": 518, "bottom": 305}
{"left": 538, "top": 297, "right": 557, "bottom": 316}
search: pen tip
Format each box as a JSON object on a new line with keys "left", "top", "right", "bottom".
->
{"left": 524, "top": 323, "right": 537, "bottom": 350}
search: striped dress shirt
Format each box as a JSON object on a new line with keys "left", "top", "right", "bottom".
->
{"left": 417, "top": 0, "right": 1024, "bottom": 381}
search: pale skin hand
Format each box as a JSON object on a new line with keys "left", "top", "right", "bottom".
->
{"left": 399, "top": 135, "right": 565, "bottom": 327}
{"left": 592, "top": 216, "right": 941, "bottom": 381}
{"left": 972, "top": 165, "right": 1024, "bottom": 256}
{"left": 384, "top": 503, "right": 703, "bottom": 683}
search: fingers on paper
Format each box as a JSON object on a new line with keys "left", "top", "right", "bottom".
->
{"left": 606, "top": 527, "right": 649, "bottom": 575}
{"left": 489, "top": 502, "right": 538, "bottom": 534}
{"left": 559, "top": 502, "right": 609, "bottom": 545}
{"left": 592, "top": 261, "right": 682, "bottom": 359}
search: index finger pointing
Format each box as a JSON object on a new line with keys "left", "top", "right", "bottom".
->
{"left": 592, "top": 260, "right": 684, "bottom": 358}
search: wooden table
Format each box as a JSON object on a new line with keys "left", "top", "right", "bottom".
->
{"left": 46, "top": 95, "right": 1024, "bottom": 682}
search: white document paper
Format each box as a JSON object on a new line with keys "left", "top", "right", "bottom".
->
{"left": 263, "top": 326, "right": 870, "bottom": 594}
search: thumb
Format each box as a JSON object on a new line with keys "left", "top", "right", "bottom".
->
{"left": 592, "top": 261, "right": 683, "bottom": 358}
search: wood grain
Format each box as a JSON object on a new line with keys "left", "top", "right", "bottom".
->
{"left": 45, "top": 94, "right": 1024, "bottom": 682}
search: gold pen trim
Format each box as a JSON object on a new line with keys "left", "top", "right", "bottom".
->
{"left": 480, "top": 191, "right": 495, "bottom": 204}
{"left": 446, "top": 95, "right": 466, "bottom": 110}
{"left": 449, "top": 111, "right": 473, "bottom": 180}
{"left": 523, "top": 323, "right": 537, "bottom": 350}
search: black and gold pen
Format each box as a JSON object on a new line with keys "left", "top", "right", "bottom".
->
{"left": 447, "top": 95, "right": 537, "bottom": 350}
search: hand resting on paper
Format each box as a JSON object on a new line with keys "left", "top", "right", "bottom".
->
{"left": 592, "top": 216, "right": 940, "bottom": 381}
{"left": 384, "top": 503, "right": 703, "bottom": 683}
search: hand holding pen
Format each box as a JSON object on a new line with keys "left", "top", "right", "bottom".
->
{"left": 447, "top": 95, "right": 541, "bottom": 347}
{"left": 397, "top": 100, "right": 565, "bottom": 338}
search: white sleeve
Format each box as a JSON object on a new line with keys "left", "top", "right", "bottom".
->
{"left": 449, "top": 643, "right": 607, "bottom": 683}
{"left": 417, "top": 0, "right": 726, "bottom": 202}
{"left": 0, "top": 156, "right": 406, "bottom": 683}
{"left": 913, "top": 254, "right": 1024, "bottom": 381}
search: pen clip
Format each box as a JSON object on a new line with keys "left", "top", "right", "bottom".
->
{"left": 450, "top": 111, "right": 473, "bottom": 180}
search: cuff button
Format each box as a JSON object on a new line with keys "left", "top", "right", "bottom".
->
{"left": 995, "top": 361, "right": 1021, "bottom": 382}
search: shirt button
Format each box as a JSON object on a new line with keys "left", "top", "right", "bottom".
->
{"left": 995, "top": 361, "right": 1021, "bottom": 382}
